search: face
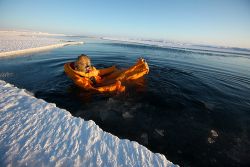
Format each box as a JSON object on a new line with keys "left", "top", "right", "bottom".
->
{"left": 75, "top": 55, "right": 92, "bottom": 72}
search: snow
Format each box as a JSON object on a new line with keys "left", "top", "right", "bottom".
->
{"left": 0, "top": 80, "right": 177, "bottom": 167}
{"left": 101, "top": 37, "right": 250, "bottom": 55}
{"left": 0, "top": 30, "right": 83, "bottom": 57}
{"left": 0, "top": 30, "right": 62, "bottom": 52}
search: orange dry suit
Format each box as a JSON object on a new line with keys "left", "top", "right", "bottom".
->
{"left": 64, "top": 58, "right": 149, "bottom": 92}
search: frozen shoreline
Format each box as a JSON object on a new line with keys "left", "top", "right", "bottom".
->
{"left": 0, "top": 80, "right": 177, "bottom": 166}
{"left": 0, "top": 30, "right": 83, "bottom": 57}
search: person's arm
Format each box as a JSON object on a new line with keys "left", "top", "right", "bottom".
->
{"left": 98, "top": 66, "right": 117, "bottom": 76}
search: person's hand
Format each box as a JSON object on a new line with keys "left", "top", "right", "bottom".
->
{"left": 86, "top": 66, "right": 91, "bottom": 73}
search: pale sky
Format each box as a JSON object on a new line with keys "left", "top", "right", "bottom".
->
{"left": 0, "top": 0, "right": 250, "bottom": 48}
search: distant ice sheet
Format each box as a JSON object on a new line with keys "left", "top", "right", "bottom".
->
{"left": 0, "top": 31, "right": 62, "bottom": 53}
{"left": 0, "top": 30, "right": 83, "bottom": 57}
{"left": 102, "top": 37, "right": 250, "bottom": 55}
{"left": 0, "top": 80, "right": 177, "bottom": 167}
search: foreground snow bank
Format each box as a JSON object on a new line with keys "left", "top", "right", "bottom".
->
{"left": 0, "top": 80, "right": 177, "bottom": 167}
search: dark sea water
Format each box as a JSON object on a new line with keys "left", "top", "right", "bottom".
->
{"left": 0, "top": 38, "right": 250, "bottom": 166}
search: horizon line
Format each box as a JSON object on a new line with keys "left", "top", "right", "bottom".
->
{"left": 1, "top": 28, "right": 250, "bottom": 50}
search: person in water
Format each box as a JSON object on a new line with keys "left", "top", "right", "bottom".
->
{"left": 74, "top": 54, "right": 92, "bottom": 73}
{"left": 74, "top": 54, "right": 98, "bottom": 84}
{"left": 65, "top": 54, "right": 149, "bottom": 92}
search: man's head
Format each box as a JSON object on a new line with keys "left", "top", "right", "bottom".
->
{"left": 74, "top": 54, "right": 92, "bottom": 73}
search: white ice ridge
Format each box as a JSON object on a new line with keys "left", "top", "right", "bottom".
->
{"left": 0, "top": 80, "right": 177, "bottom": 167}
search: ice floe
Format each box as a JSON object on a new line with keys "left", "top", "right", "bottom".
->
{"left": 0, "top": 30, "right": 83, "bottom": 57}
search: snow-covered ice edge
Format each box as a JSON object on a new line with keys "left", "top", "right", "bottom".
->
{"left": 0, "top": 80, "right": 177, "bottom": 167}
{"left": 0, "top": 30, "right": 84, "bottom": 57}
{"left": 0, "top": 41, "right": 84, "bottom": 57}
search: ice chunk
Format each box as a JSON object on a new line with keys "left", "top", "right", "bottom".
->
{"left": 208, "top": 137, "right": 215, "bottom": 144}
{"left": 155, "top": 129, "right": 165, "bottom": 137}
{"left": 207, "top": 129, "right": 219, "bottom": 144}
{"left": 210, "top": 130, "right": 219, "bottom": 138}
